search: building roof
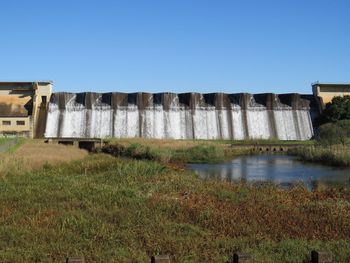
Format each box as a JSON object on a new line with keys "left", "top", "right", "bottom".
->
{"left": 312, "top": 82, "right": 350, "bottom": 87}
{"left": 0, "top": 81, "right": 53, "bottom": 85}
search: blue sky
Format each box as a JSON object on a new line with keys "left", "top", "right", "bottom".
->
{"left": 0, "top": 0, "right": 349, "bottom": 94}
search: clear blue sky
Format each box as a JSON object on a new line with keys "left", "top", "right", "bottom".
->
{"left": 0, "top": 0, "right": 349, "bottom": 94}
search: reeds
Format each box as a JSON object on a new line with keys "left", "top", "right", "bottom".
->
{"left": 290, "top": 145, "right": 350, "bottom": 167}
{"left": 102, "top": 141, "right": 251, "bottom": 164}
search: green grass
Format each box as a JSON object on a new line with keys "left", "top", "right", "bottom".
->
{"left": 102, "top": 142, "right": 252, "bottom": 164}
{"left": 289, "top": 145, "right": 350, "bottom": 167}
{"left": 209, "top": 139, "right": 315, "bottom": 145}
{"left": 1, "top": 154, "right": 350, "bottom": 262}
{"left": 0, "top": 137, "right": 26, "bottom": 153}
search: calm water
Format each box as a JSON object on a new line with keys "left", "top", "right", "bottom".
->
{"left": 187, "top": 155, "right": 350, "bottom": 189}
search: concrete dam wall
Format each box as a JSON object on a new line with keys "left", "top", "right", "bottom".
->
{"left": 44, "top": 92, "right": 314, "bottom": 140}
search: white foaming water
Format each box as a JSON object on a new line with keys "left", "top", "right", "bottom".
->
{"left": 180, "top": 109, "right": 193, "bottom": 139}
{"left": 45, "top": 103, "right": 60, "bottom": 137}
{"left": 193, "top": 107, "right": 219, "bottom": 139}
{"left": 60, "top": 95, "right": 86, "bottom": 138}
{"left": 217, "top": 109, "right": 231, "bottom": 140}
{"left": 274, "top": 109, "right": 298, "bottom": 140}
{"left": 296, "top": 110, "right": 313, "bottom": 140}
{"left": 246, "top": 108, "right": 271, "bottom": 139}
{"left": 89, "top": 105, "right": 113, "bottom": 138}
{"left": 231, "top": 107, "right": 245, "bottom": 140}
{"left": 113, "top": 107, "right": 128, "bottom": 138}
{"left": 206, "top": 108, "right": 219, "bottom": 139}
{"left": 44, "top": 93, "right": 315, "bottom": 140}
{"left": 114, "top": 106, "right": 139, "bottom": 138}
{"left": 143, "top": 106, "right": 164, "bottom": 139}
{"left": 165, "top": 109, "right": 181, "bottom": 139}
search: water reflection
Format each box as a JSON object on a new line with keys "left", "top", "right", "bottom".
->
{"left": 186, "top": 155, "right": 350, "bottom": 190}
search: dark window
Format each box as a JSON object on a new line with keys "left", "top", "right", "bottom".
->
{"left": 16, "top": 121, "right": 25, "bottom": 126}
{"left": 2, "top": 121, "right": 11, "bottom": 125}
{"left": 41, "top": 96, "right": 47, "bottom": 103}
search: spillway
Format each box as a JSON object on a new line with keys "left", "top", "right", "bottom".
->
{"left": 44, "top": 92, "right": 315, "bottom": 140}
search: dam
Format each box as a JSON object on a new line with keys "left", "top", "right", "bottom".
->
{"left": 44, "top": 92, "right": 315, "bottom": 140}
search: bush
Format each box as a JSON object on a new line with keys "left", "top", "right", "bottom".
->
{"left": 316, "top": 123, "right": 347, "bottom": 146}
{"left": 290, "top": 145, "right": 350, "bottom": 167}
{"left": 337, "top": 119, "right": 350, "bottom": 137}
{"left": 319, "top": 95, "right": 350, "bottom": 124}
{"left": 173, "top": 144, "right": 226, "bottom": 163}
{"left": 102, "top": 142, "right": 232, "bottom": 163}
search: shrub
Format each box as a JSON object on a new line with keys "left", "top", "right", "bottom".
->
{"left": 290, "top": 145, "right": 350, "bottom": 167}
{"left": 102, "top": 142, "right": 231, "bottom": 163}
{"left": 173, "top": 144, "right": 226, "bottom": 163}
{"left": 316, "top": 123, "right": 347, "bottom": 146}
{"left": 337, "top": 119, "right": 350, "bottom": 137}
{"left": 319, "top": 95, "right": 350, "bottom": 124}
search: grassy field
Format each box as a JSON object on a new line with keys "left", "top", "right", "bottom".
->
{"left": 102, "top": 140, "right": 252, "bottom": 164}
{"left": 0, "top": 140, "right": 350, "bottom": 262}
{"left": 0, "top": 140, "right": 88, "bottom": 176}
{"left": 290, "top": 145, "right": 350, "bottom": 167}
{"left": 0, "top": 137, "right": 25, "bottom": 153}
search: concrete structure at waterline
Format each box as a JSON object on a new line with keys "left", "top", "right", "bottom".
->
{"left": 0, "top": 81, "right": 348, "bottom": 140}
{"left": 0, "top": 81, "right": 52, "bottom": 138}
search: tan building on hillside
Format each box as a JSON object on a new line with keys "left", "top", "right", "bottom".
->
{"left": 312, "top": 82, "right": 350, "bottom": 105}
{"left": 0, "top": 81, "right": 52, "bottom": 138}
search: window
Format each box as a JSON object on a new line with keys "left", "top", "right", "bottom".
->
{"left": 41, "top": 96, "right": 47, "bottom": 103}
{"left": 2, "top": 121, "right": 11, "bottom": 125}
{"left": 16, "top": 121, "right": 25, "bottom": 126}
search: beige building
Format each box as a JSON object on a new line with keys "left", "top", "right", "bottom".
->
{"left": 312, "top": 82, "right": 350, "bottom": 105}
{"left": 0, "top": 81, "right": 52, "bottom": 138}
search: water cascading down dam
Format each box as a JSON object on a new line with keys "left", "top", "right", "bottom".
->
{"left": 44, "top": 92, "right": 314, "bottom": 140}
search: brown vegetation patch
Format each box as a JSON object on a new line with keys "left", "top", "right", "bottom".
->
{"left": 0, "top": 140, "right": 88, "bottom": 175}
{"left": 147, "top": 180, "right": 350, "bottom": 242}
{"left": 108, "top": 138, "right": 212, "bottom": 149}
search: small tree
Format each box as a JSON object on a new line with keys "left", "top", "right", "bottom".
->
{"left": 337, "top": 119, "right": 350, "bottom": 137}
{"left": 316, "top": 122, "right": 347, "bottom": 146}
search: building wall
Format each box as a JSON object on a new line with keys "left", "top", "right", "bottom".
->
{"left": 0, "top": 117, "right": 31, "bottom": 132}
{"left": 0, "top": 83, "right": 33, "bottom": 117}
{"left": 0, "top": 82, "right": 52, "bottom": 138}
{"left": 313, "top": 84, "right": 350, "bottom": 104}
{"left": 32, "top": 82, "right": 52, "bottom": 138}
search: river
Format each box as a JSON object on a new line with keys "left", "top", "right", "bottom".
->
{"left": 186, "top": 154, "right": 350, "bottom": 190}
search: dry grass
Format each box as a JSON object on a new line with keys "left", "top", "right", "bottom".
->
{"left": 103, "top": 139, "right": 252, "bottom": 164}
{"left": 108, "top": 138, "right": 217, "bottom": 149}
{"left": 0, "top": 140, "right": 88, "bottom": 176}
{"left": 1, "top": 154, "right": 350, "bottom": 262}
{"left": 290, "top": 145, "right": 350, "bottom": 167}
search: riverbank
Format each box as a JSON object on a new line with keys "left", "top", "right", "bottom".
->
{"left": 1, "top": 144, "right": 350, "bottom": 262}
{"left": 289, "top": 145, "right": 350, "bottom": 167}
{"left": 102, "top": 139, "right": 253, "bottom": 164}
